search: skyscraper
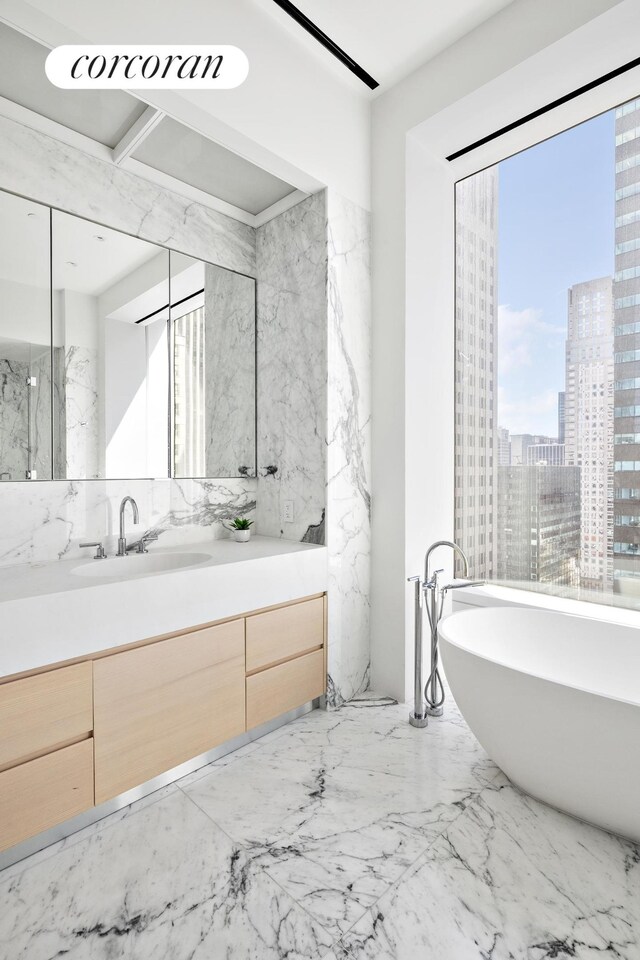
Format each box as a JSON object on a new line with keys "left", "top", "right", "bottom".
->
{"left": 526, "top": 443, "right": 565, "bottom": 466}
{"left": 613, "top": 98, "right": 640, "bottom": 594}
{"left": 557, "top": 391, "right": 566, "bottom": 443}
{"left": 564, "top": 277, "right": 614, "bottom": 591}
{"left": 497, "top": 464, "right": 580, "bottom": 585}
{"left": 454, "top": 168, "right": 498, "bottom": 579}
{"left": 497, "top": 426, "right": 510, "bottom": 466}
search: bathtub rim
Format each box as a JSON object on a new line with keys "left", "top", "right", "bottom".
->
{"left": 439, "top": 605, "right": 640, "bottom": 710}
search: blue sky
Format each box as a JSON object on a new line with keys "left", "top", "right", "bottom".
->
{"left": 497, "top": 109, "right": 615, "bottom": 436}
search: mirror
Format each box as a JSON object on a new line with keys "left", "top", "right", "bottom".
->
{"left": 52, "top": 211, "right": 170, "bottom": 480}
{"left": 171, "top": 254, "right": 256, "bottom": 478}
{"left": 0, "top": 191, "right": 52, "bottom": 481}
{"left": 0, "top": 187, "right": 257, "bottom": 481}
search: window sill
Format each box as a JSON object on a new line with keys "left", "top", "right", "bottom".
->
{"left": 452, "top": 583, "right": 640, "bottom": 629}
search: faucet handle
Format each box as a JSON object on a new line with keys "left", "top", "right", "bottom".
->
{"left": 136, "top": 533, "right": 159, "bottom": 554}
{"left": 80, "top": 541, "right": 107, "bottom": 560}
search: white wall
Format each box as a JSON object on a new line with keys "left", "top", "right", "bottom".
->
{"left": 370, "top": 0, "right": 631, "bottom": 701}
{"left": 2, "top": 0, "right": 371, "bottom": 210}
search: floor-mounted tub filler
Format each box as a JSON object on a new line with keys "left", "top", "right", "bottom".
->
{"left": 440, "top": 604, "right": 640, "bottom": 842}
{"left": 407, "top": 540, "right": 483, "bottom": 726}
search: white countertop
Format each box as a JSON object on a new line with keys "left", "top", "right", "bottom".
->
{"left": 0, "top": 536, "right": 327, "bottom": 679}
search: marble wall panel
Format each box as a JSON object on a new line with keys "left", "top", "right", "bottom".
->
{"left": 325, "top": 192, "right": 372, "bottom": 705}
{"left": 255, "top": 193, "right": 327, "bottom": 541}
{"left": 203, "top": 264, "right": 256, "bottom": 478}
{"left": 255, "top": 190, "right": 372, "bottom": 705}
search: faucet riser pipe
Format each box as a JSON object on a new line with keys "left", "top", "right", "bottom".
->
{"left": 409, "top": 578, "right": 428, "bottom": 728}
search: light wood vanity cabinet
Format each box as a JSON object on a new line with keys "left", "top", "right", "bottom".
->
{"left": 93, "top": 620, "right": 246, "bottom": 804}
{"left": 0, "top": 661, "right": 93, "bottom": 771}
{"left": 247, "top": 648, "right": 325, "bottom": 728}
{"left": 0, "top": 662, "right": 95, "bottom": 852}
{"left": 246, "top": 597, "right": 324, "bottom": 672}
{"left": 246, "top": 598, "right": 326, "bottom": 727}
{"left": 0, "top": 740, "right": 94, "bottom": 851}
{"left": 0, "top": 593, "right": 326, "bottom": 854}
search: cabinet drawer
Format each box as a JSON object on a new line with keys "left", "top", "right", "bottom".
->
{"left": 0, "top": 662, "right": 93, "bottom": 772}
{"left": 246, "top": 597, "right": 324, "bottom": 673}
{"left": 94, "top": 620, "right": 246, "bottom": 804}
{"left": 0, "top": 739, "right": 94, "bottom": 852}
{"left": 246, "top": 648, "right": 325, "bottom": 729}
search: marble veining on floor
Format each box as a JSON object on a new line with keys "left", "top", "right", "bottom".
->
{"left": 1, "top": 692, "right": 639, "bottom": 959}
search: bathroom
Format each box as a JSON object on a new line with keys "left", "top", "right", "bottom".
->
{"left": 0, "top": 0, "right": 639, "bottom": 957}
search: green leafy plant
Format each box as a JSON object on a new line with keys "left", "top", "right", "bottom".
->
{"left": 231, "top": 517, "right": 253, "bottom": 530}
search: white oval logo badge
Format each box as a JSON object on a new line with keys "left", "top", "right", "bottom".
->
{"left": 45, "top": 45, "right": 249, "bottom": 89}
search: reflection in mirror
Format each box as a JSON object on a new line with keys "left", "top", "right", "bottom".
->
{"left": 171, "top": 253, "right": 256, "bottom": 478}
{"left": 52, "top": 212, "right": 170, "bottom": 480}
{"left": 0, "top": 191, "right": 52, "bottom": 481}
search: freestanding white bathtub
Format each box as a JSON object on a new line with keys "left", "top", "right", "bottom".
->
{"left": 440, "top": 605, "right": 640, "bottom": 842}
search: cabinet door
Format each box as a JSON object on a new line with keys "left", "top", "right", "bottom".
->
{"left": 0, "top": 739, "right": 94, "bottom": 852}
{"left": 246, "top": 597, "right": 324, "bottom": 673}
{"left": 246, "top": 648, "right": 325, "bottom": 729}
{"left": 94, "top": 621, "right": 245, "bottom": 803}
{"left": 0, "top": 662, "right": 93, "bottom": 771}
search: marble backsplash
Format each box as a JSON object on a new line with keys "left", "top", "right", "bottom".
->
{"left": 0, "top": 478, "right": 256, "bottom": 568}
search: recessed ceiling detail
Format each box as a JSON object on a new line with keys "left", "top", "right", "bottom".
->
{"left": 0, "top": 21, "right": 303, "bottom": 222}
{"left": 132, "top": 116, "right": 297, "bottom": 216}
{"left": 271, "top": 0, "right": 378, "bottom": 90}
{"left": 0, "top": 22, "right": 146, "bottom": 147}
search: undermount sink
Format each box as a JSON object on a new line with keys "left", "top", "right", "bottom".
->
{"left": 71, "top": 552, "right": 210, "bottom": 579}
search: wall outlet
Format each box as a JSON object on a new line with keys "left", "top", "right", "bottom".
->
{"left": 283, "top": 500, "right": 295, "bottom": 523}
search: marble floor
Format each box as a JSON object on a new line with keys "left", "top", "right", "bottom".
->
{"left": 1, "top": 692, "right": 639, "bottom": 959}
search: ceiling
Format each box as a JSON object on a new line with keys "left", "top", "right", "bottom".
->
{"left": 268, "top": 0, "right": 517, "bottom": 90}
{"left": 0, "top": 22, "right": 146, "bottom": 147}
{"left": 133, "top": 117, "right": 295, "bottom": 215}
{"left": 0, "top": 21, "right": 301, "bottom": 220}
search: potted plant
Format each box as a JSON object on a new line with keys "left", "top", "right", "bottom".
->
{"left": 230, "top": 517, "right": 253, "bottom": 542}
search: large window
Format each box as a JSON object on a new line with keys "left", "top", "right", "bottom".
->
{"left": 455, "top": 93, "right": 640, "bottom": 604}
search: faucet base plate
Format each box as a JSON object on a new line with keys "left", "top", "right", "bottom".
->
{"left": 425, "top": 705, "right": 444, "bottom": 717}
{"left": 409, "top": 711, "right": 429, "bottom": 728}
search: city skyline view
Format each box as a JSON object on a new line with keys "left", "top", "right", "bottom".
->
{"left": 455, "top": 92, "right": 640, "bottom": 597}
{"left": 498, "top": 109, "right": 615, "bottom": 437}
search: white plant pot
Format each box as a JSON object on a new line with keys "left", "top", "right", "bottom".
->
{"left": 232, "top": 529, "right": 251, "bottom": 542}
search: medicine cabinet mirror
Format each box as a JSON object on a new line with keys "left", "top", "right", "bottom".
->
{"left": 0, "top": 189, "right": 256, "bottom": 481}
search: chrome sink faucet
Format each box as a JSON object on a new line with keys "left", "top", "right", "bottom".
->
{"left": 117, "top": 496, "right": 139, "bottom": 557}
